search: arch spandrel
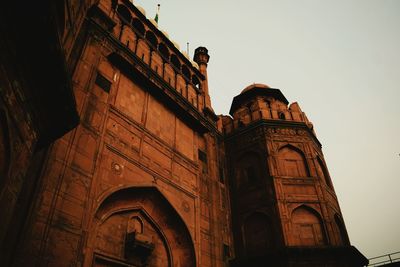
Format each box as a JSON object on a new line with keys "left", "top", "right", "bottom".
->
{"left": 95, "top": 185, "right": 195, "bottom": 236}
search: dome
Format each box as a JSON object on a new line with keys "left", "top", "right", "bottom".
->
{"left": 241, "top": 83, "right": 271, "bottom": 94}
{"left": 230, "top": 83, "right": 288, "bottom": 115}
{"left": 135, "top": 5, "right": 146, "bottom": 16}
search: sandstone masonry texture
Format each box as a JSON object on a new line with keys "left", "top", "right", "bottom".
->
{"left": 0, "top": 1, "right": 367, "bottom": 266}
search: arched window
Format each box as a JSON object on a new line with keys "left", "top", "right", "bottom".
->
{"left": 334, "top": 214, "right": 350, "bottom": 245}
{"left": 158, "top": 42, "right": 170, "bottom": 60}
{"left": 131, "top": 18, "right": 145, "bottom": 36}
{"left": 279, "top": 112, "right": 285, "bottom": 120}
{"left": 116, "top": 4, "right": 131, "bottom": 23}
{"left": 170, "top": 54, "right": 181, "bottom": 70}
{"left": 290, "top": 206, "right": 326, "bottom": 246}
{"left": 243, "top": 213, "right": 274, "bottom": 256}
{"left": 181, "top": 65, "right": 191, "bottom": 80}
{"left": 316, "top": 157, "right": 333, "bottom": 188}
{"left": 145, "top": 31, "right": 158, "bottom": 48}
{"left": 278, "top": 145, "right": 309, "bottom": 177}
{"left": 192, "top": 75, "right": 200, "bottom": 90}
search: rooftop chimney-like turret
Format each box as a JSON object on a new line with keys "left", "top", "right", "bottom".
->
{"left": 194, "top": 47, "right": 212, "bottom": 109}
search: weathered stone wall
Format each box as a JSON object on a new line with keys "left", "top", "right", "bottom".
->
{"left": 15, "top": 1, "right": 231, "bottom": 266}
{"left": 1, "top": 1, "right": 365, "bottom": 266}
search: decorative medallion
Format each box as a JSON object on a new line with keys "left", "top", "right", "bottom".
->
{"left": 111, "top": 161, "right": 123, "bottom": 175}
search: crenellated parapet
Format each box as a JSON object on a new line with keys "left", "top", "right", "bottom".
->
{"left": 96, "top": 0, "right": 207, "bottom": 112}
{"left": 222, "top": 83, "right": 314, "bottom": 135}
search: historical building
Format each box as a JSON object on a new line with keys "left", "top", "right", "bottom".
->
{"left": 0, "top": 0, "right": 368, "bottom": 266}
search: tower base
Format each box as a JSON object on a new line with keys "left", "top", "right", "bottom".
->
{"left": 230, "top": 246, "right": 368, "bottom": 267}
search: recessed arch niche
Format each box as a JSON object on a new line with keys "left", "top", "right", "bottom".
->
{"left": 277, "top": 144, "right": 309, "bottom": 177}
{"left": 132, "top": 18, "right": 145, "bottom": 36}
{"left": 88, "top": 186, "right": 196, "bottom": 267}
{"left": 116, "top": 4, "right": 132, "bottom": 23}
{"left": 145, "top": 31, "right": 158, "bottom": 48}
{"left": 181, "top": 65, "right": 191, "bottom": 80}
{"left": 170, "top": 54, "right": 181, "bottom": 70}
{"left": 290, "top": 205, "right": 327, "bottom": 246}
{"left": 158, "top": 42, "right": 170, "bottom": 59}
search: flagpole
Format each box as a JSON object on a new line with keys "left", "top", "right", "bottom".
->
{"left": 155, "top": 4, "right": 160, "bottom": 23}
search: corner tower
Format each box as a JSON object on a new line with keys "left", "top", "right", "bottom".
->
{"left": 194, "top": 47, "right": 212, "bottom": 109}
{"left": 222, "top": 84, "right": 367, "bottom": 266}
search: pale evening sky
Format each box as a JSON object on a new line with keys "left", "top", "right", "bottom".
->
{"left": 133, "top": 0, "right": 400, "bottom": 259}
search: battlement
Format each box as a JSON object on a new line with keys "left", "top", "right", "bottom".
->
{"left": 97, "top": 0, "right": 206, "bottom": 111}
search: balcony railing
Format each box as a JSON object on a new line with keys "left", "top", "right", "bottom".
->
{"left": 368, "top": 251, "right": 400, "bottom": 266}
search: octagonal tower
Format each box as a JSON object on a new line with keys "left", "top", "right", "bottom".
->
{"left": 222, "top": 84, "right": 367, "bottom": 267}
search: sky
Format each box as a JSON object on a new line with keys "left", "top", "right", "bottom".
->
{"left": 133, "top": 0, "right": 400, "bottom": 259}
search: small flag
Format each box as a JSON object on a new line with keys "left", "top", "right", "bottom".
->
{"left": 154, "top": 4, "right": 160, "bottom": 23}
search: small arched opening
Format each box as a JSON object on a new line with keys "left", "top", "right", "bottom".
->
{"left": 116, "top": 4, "right": 132, "bottom": 23}
{"left": 132, "top": 18, "right": 145, "bottom": 36}
{"left": 181, "top": 64, "right": 191, "bottom": 80}
{"left": 192, "top": 75, "right": 200, "bottom": 90}
{"left": 170, "top": 54, "right": 181, "bottom": 70}
{"left": 290, "top": 205, "right": 327, "bottom": 246}
{"left": 145, "top": 30, "right": 158, "bottom": 49}
{"left": 158, "top": 42, "right": 170, "bottom": 60}
{"left": 277, "top": 145, "right": 310, "bottom": 177}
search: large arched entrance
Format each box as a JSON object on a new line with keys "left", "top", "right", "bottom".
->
{"left": 85, "top": 187, "right": 196, "bottom": 267}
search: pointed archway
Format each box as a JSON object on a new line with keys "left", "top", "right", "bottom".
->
{"left": 86, "top": 186, "right": 196, "bottom": 267}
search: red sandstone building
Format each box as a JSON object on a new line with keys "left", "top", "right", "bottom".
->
{"left": 0, "top": 1, "right": 368, "bottom": 266}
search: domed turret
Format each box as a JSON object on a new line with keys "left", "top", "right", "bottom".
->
{"left": 223, "top": 83, "right": 315, "bottom": 134}
{"left": 229, "top": 83, "right": 288, "bottom": 115}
